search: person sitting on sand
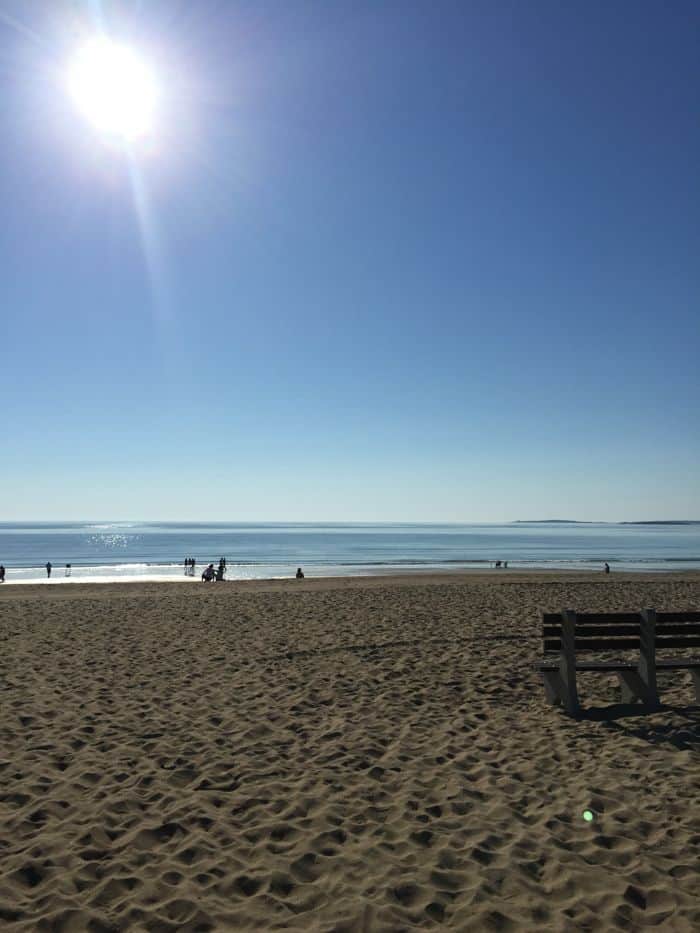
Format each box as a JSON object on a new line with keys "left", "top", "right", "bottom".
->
{"left": 202, "top": 563, "right": 215, "bottom": 582}
{"left": 296, "top": 567, "right": 304, "bottom": 579}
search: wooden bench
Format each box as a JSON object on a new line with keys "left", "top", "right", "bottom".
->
{"left": 536, "top": 609, "right": 700, "bottom": 716}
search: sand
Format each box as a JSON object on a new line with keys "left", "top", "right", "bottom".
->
{"left": 1, "top": 572, "right": 699, "bottom": 931}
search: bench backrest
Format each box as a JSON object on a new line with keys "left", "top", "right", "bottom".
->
{"left": 542, "top": 611, "right": 700, "bottom": 654}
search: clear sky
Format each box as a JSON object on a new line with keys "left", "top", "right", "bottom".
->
{"left": 1, "top": 0, "right": 698, "bottom": 522}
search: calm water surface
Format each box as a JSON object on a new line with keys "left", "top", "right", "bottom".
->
{"left": 0, "top": 522, "right": 698, "bottom": 584}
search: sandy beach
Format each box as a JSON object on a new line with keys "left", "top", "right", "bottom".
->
{"left": 1, "top": 572, "right": 699, "bottom": 931}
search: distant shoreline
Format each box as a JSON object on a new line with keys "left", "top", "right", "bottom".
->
{"left": 515, "top": 519, "right": 700, "bottom": 525}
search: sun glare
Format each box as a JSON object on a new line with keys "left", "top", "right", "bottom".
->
{"left": 68, "top": 37, "right": 159, "bottom": 141}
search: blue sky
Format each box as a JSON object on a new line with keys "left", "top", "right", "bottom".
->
{"left": 1, "top": 0, "right": 698, "bottom": 521}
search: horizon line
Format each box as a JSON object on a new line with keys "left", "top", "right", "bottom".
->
{"left": 2, "top": 518, "right": 699, "bottom": 526}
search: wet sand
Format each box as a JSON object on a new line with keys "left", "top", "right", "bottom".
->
{"left": 1, "top": 572, "right": 699, "bottom": 930}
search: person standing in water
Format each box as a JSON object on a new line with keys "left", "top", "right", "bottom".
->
{"left": 46, "top": 561, "right": 52, "bottom": 578}
{"left": 604, "top": 562, "right": 610, "bottom": 574}
{"left": 0, "top": 565, "right": 5, "bottom": 583}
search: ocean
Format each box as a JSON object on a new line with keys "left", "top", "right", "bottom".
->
{"left": 0, "top": 521, "right": 699, "bottom": 584}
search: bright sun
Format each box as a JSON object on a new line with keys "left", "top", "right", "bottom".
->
{"left": 68, "top": 37, "right": 159, "bottom": 141}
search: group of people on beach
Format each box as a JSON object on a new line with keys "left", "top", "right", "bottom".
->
{"left": 0, "top": 558, "right": 307, "bottom": 583}
{"left": 200, "top": 557, "right": 227, "bottom": 583}
{"left": 0, "top": 561, "right": 66, "bottom": 582}
{"left": 491, "top": 561, "right": 611, "bottom": 573}
{"left": 0, "top": 562, "right": 66, "bottom": 582}
{"left": 42, "top": 562, "right": 70, "bottom": 577}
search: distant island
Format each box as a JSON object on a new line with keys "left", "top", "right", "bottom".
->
{"left": 621, "top": 520, "right": 700, "bottom": 526}
{"left": 515, "top": 519, "right": 700, "bottom": 525}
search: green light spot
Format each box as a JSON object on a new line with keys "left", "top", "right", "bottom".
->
{"left": 583, "top": 810, "right": 594, "bottom": 822}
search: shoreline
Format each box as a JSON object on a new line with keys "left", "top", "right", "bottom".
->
{"left": 3, "top": 567, "right": 700, "bottom": 594}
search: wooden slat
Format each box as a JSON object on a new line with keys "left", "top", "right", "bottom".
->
{"left": 542, "top": 611, "right": 700, "bottom": 626}
{"left": 657, "top": 611, "right": 700, "bottom": 623}
{"left": 544, "top": 636, "right": 700, "bottom": 652}
{"left": 655, "top": 623, "right": 700, "bottom": 636}
{"left": 537, "top": 661, "right": 637, "bottom": 672}
{"left": 544, "top": 638, "right": 640, "bottom": 652}
{"left": 656, "top": 659, "right": 700, "bottom": 669}
{"left": 543, "top": 624, "right": 642, "bottom": 638}
{"left": 543, "top": 623, "right": 700, "bottom": 638}
{"left": 542, "top": 612, "right": 640, "bottom": 625}
{"left": 543, "top": 635, "right": 700, "bottom": 651}
{"left": 576, "top": 612, "right": 642, "bottom": 624}
{"left": 655, "top": 636, "right": 700, "bottom": 649}
{"left": 574, "top": 638, "right": 640, "bottom": 650}
{"left": 539, "top": 659, "right": 700, "bottom": 670}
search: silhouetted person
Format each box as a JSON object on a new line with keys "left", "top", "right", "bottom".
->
{"left": 0, "top": 565, "right": 5, "bottom": 583}
{"left": 46, "top": 562, "right": 52, "bottom": 578}
{"left": 65, "top": 564, "right": 71, "bottom": 577}
{"left": 604, "top": 562, "right": 610, "bottom": 574}
{"left": 202, "top": 563, "right": 215, "bottom": 582}
{"left": 296, "top": 567, "right": 304, "bottom": 579}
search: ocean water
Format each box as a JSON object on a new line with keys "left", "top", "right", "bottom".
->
{"left": 0, "top": 521, "right": 699, "bottom": 584}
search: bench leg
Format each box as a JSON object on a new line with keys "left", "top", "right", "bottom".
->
{"left": 558, "top": 612, "right": 580, "bottom": 716}
{"left": 541, "top": 670, "right": 579, "bottom": 714}
{"left": 542, "top": 671, "right": 562, "bottom": 706}
{"left": 690, "top": 669, "right": 700, "bottom": 703}
{"left": 617, "top": 670, "right": 660, "bottom": 709}
{"left": 618, "top": 672, "right": 637, "bottom": 704}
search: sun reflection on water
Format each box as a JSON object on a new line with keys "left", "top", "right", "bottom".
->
{"left": 87, "top": 533, "right": 136, "bottom": 549}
